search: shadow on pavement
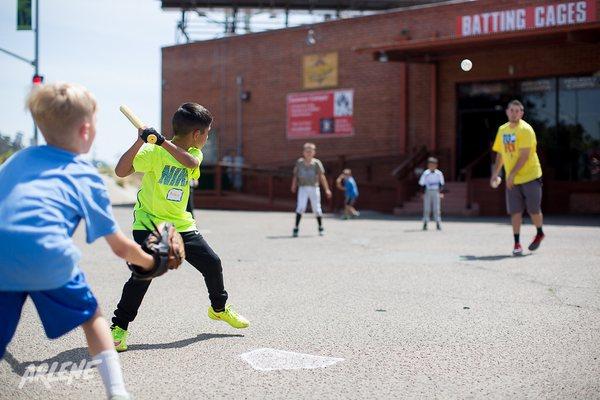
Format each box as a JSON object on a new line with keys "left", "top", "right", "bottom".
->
{"left": 125, "top": 333, "right": 243, "bottom": 352}
{"left": 3, "top": 333, "right": 243, "bottom": 376}
{"left": 266, "top": 235, "right": 315, "bottom": 239}
{"left": 350, "top": 213, "right": 600, "bottom": 227}
{"left": 3, "top": 347, "right": 90, "bottom": 377}
{"left": 459, "top": 254, "right": 532, "bottom": 261}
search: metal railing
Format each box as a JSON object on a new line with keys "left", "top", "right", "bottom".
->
{"left": 460, "top": 149, "right": 492, "bottom": 209}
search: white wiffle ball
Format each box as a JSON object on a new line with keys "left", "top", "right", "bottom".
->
{"left": 461, "top": 59, "right": 473, "bottom": 72}
{"left": 491, "top": 176, "right": 502, "bottom": 188}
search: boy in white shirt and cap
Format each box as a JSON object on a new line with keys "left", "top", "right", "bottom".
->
{"left": 419, "top": 157, "right": 445, "bottom": 231}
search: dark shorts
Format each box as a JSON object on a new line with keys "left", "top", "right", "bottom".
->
{"left": 506, "top": 178, "right": 543, "bottom": 215}
{"left": 345, "top": 195, "right": 357, "bottom": 206}
{"left": 0, "top": 272, "right": 98, "bottom": 358}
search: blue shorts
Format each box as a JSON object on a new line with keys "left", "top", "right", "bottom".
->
{"left": 0, "top": 272, "right": 98, "bottom": 359}
{"left": 345, "top": 195, "right": 357, "bottom": 205}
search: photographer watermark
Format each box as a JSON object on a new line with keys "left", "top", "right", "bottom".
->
{"left": 19, "top": 358, "right": 101, "bottom": 389}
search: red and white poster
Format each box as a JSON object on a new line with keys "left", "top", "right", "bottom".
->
{"left": 456, "top": 0, "right": 596, "bottom": 37}
{"left": 286, "top": 89, "right": 354, "bottom": 139}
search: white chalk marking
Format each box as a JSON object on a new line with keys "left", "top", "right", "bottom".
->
{"left": 240, "top": 348, "right": 344, "bottom": 371}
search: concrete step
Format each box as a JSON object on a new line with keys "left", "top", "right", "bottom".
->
{"left": 401, "top": 198, "right": 470, "bottom": 208}
{"left": 395, "top": 180, "right": 478, "bottom": 216}
{"left": 394, "top": 203, "right": 480, "bottom": 216}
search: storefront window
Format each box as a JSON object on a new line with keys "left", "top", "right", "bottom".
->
{"left": 558, "top": 76, "right": 600, "bottom": 181}
{"left": 520, "top": 78, "right": 557, "bottom": 179}
{"left": 457, "top": 74, "right": 600, "bottom": 181}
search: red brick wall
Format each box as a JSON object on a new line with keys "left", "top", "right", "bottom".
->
{"left": 163, "top": 0, "right": 599, "bottom": 169}
{"left": 162, "top": 0, "right": 600, "bottom": 213}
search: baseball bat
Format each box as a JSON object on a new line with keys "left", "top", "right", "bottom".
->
{"left": 119, "top": 105, "right": 160, "bottom": 144}
{"left": 119, "top": 105, "right": 144, "bottom": 129}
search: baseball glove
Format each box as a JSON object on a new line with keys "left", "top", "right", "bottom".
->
{"left": 128, "top": 222, "right": 185, "bottom": 280}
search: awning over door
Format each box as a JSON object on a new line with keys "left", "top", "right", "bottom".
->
{"left": 353, "top": 22, "right": 600, "bottom": 62}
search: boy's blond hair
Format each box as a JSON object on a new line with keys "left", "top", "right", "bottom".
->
{"left": 303, "top": 142, "right": 316, "bottom": 151}
{"left": 26, "top": 82, "right": 97, "bottom": 144}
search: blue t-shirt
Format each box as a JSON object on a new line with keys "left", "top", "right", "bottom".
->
{"left": 344, "top": 176, "right": 359, "bottom": 198}
{"left": 0, "top": 145, "right": 118, "bottom": 291}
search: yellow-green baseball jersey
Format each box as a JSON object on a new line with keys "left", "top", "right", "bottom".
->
{"left": 132, "top": 144, "right": 202, "bottom": 232}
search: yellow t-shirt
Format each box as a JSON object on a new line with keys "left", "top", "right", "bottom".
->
{"left": 492, "top": 119, "right": 542, "bottom": 185}
{"left": 132, "top": 144, "right": 202, "bottom": 232}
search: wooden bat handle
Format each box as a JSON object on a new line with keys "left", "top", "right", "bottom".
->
{"left": 119, "top": 105, "right": 144, "bottom": 129}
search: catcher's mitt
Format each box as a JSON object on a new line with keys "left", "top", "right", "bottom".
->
{"left": 128, "top": 222, "right": 185, "bottom": 281}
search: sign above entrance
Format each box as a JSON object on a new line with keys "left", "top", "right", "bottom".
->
{"left": 456, "top": 0, "right": 596, "bottom": 37}
{"left": 287, "top": 89, "right": 354, "bottom": 139}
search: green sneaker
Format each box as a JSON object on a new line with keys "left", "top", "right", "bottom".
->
{"left": 208, "top": 305, "right": 249, "bottom": 329}
{"left": 111, "top": 326, "right": 129, "bottom": 352}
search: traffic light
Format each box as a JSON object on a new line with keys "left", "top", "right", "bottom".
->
{"left": 32, "top": 74, "right": 43, "bottom": 85}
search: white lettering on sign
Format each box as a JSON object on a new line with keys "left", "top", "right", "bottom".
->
{"left": 458, "top": 0, "right": 593, "bottom": 36}
{"left": 535, "top": 1, "right": 588, "bottom": 27}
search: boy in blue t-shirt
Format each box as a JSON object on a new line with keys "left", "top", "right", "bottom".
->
{"left": 0, "top": 83, "right": 161, "bottom": 399}
{"left": 335, "top": 169, "right": 360, "bottom": 219}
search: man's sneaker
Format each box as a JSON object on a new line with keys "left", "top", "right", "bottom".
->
{"left": 513, "top": 243, "right": 523, "bottom": 256}
{"left": 208, "top": 305, "right": 249, "bottom": 329}
{"left": 292, "top": 228, "right": 299, "bottom": 237}
{"left": 111, "top": 326, "right": 128, "bottom": 352}
{"left": 318, "top": 226, "right": 324, "bottom": 236}
{"left": 436, "top": 223, "right": 441, "bottom": 231}
{"left": 422, "top": 223, "right": 428, "bottom": 231}
{"left": 528, "top": 233, "right": 545, "bottom": 251}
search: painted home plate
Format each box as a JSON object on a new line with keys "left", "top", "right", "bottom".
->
{"left": 240, "top": 348, "right": 344, "bottom": 371}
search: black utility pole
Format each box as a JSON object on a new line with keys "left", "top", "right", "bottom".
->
{"left": 33, "top": 0, "right": 40, "bottom": 145}
{"left": 0, "top": 0, "right": 41, "bottom": 145}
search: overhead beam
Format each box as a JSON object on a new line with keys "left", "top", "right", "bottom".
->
{"left": 160, "top": 0, "right": 446, "bottom": 11}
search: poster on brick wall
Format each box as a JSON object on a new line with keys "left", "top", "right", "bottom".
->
{"left": 303, "top": 52, "right": 338, "bottom": 89}
{"left": 286, "top": 89, "right": 354, "bottom": 139}
{"left": 456, "top": 0, "right": 596, "bottom": 37}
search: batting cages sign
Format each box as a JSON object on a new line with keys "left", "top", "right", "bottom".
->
{"left": 456, "top": 0, "right": 596, "bottom": 36}
{"left": 286, "top": 89, "right": 354, "bottom": 139}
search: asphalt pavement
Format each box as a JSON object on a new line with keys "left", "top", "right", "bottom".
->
{"left": 1, "top": 208, "right": 599, "bottom": 399}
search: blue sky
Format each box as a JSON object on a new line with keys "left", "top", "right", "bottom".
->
{"left": 1, "top": 0, "right": 182, "bottom": 162}
{"left": 1, "top": 1, "right": 339, "bottom": 163}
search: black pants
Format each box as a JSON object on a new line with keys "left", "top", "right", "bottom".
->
{"left": 112, "top": 230, "right": 228, "bottom": 330}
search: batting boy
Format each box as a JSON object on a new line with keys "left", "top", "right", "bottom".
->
{"left": 291, "top": 142, "right": 332, "bottom": 237}
{"left": 419, "top": 157, "right": 445, "bottom": 231}
{"left": 0, "top": 83, "right": 158, "bottom": 399}
{"left": 110, "top": 102, "right": 249, "bottom": 352}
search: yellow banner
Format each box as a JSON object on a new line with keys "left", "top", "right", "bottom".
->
{"left": 303, "top": 52, "right": 338, "bottom": 89}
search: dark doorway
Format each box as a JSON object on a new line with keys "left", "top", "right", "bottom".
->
{"left": 457, "top": 108, "right": 505, "bottom": 178}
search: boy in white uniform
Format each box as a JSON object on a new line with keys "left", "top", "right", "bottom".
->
{"left": 291, "top": 143, "right": 332, "bottom": 237}
{"left": 419, "top": 157, "right": 445, "bottom": 231}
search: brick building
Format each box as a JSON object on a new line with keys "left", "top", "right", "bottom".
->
{"left": 162, "top": 0, "right": 600, "bottom": 215}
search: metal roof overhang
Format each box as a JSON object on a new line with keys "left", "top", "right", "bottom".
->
{"left": 353, "top": 22, "right": 600, "bottom": 63}
{"left": 160, "top": 0, "right": 447, "bottom": 10}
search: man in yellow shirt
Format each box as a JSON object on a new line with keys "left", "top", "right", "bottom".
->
{"left": 491, "top": 100, "right": 545, "bottom": 255}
